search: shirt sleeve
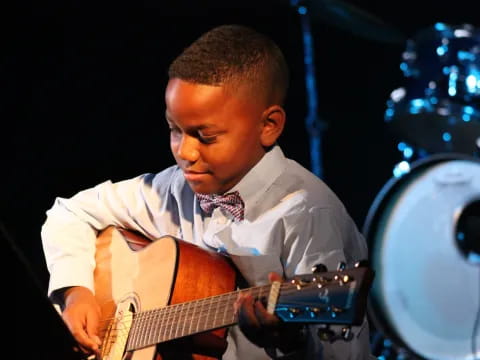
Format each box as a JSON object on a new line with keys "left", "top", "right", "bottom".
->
{"left": 40, "top": 171, "right": 174, "bottom": 297}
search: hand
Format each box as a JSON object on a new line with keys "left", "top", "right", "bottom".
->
{"left": 235, "top": 272, "right": 305, "bottom": 352}
{"left": 62, "top": 286, "right": 102, "bottom": 357}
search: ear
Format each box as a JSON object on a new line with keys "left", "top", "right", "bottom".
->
{"left": 260, "top": 105, "right": 286, "bottom": 147}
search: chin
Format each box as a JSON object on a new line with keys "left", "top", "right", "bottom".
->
{"left": 187, "top": 182, "right": 217, "bottom": 195}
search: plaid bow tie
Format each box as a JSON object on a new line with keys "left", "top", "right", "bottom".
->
{"left": 196, "top": 191, "right": 245, "bottom": 221}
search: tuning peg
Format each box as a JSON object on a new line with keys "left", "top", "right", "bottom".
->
{"left": 308, "top": 306, "right": 326, "bottom": 317}
{"left": 317, "top": 325, "right": 335, "bottom": 341}
{"left": 354, "top": 259, "right": 369, "bottom": 268}
{"left": 318, "top": 325, "right": 355, "bottom": 343}
{"left": 331, "top": 305, "right": 345, "bottom": 314}
{"left": 312, "top": 263, "right": 328, "bottom": 273}
{"left": 341, "top": 327, "right": 354, "bottom": 342}
{"left": 337, "top": 261, "right": 346, "bottom": 271}
{"left": 287, "top": 307, "right": 302, "bottom": 318}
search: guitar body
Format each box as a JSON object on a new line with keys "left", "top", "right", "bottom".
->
{"left": 94, "top": 226, "right": 236, "bottom": 360}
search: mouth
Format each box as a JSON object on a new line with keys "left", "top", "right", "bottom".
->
{"left": 183, "top": 169, "right": 210, "bottom": 182}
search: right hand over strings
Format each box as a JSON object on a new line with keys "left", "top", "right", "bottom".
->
{"left": 61, "top": 286, "right": 102, "bottom": 358}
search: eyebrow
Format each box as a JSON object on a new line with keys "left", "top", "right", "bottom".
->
{"left": 164, "top": 112, "right": 220, "bottom": 131}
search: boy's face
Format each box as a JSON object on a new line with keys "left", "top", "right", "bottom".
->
{"left": 165, "top": 78, "right": 267, "bottom": 194}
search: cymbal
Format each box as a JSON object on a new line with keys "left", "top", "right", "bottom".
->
{"left": 305, "top": 0, "right": 406, "bottom": 44}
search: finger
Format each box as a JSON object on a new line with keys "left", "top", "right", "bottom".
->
{"left": 237, "top": 295, "right": 269, "bottom": 347}
{"left": 254, "top": 300, "right": 281, "bottom": 327}
{"left": 237, "top": 294, "right": 261, "bottom": 329}
{"left": 70, "top": 323, "right": 99, "bottom": 354}
{"left": 234, "top": 290, "right": 254, "bottom": 314}
{"left": 64, "top": 312, "right": 99, "bottom": 354}
{"left": 268, "top": 271, "right": 283, "bottom": 283}
{"left": 233, "top": 291, "right": 247, "bottom": 314}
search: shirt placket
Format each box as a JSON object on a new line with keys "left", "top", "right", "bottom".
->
{"left": 202, "top": 207, "right": 232, "bottom": 252}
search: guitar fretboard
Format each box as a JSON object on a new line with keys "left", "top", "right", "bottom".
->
{"left": 126, "top": 285, "right": 270, "bottom": 351}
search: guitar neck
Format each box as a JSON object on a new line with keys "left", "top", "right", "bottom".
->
{"left": 126, "top": 284, "right": 271, "bottom": 351}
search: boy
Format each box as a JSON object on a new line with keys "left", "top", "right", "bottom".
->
{"left": 42, "top": 24, "right": 373, "bottom": 359}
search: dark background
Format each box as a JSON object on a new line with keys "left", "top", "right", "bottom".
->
{"left": 2, "top": 0, "right": 479, "bottom": 354}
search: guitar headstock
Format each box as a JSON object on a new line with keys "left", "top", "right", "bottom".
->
{"left": 275, "top": 261, "right": 374, "bottom": 327}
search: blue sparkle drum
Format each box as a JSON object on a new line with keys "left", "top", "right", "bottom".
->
{"left": 363, "top": 153, "right": 480, "bottom": 360}
{"left": 385, "top": 23, "right": 480, "bottom": 154}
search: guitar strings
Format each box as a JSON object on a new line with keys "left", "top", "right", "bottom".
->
{"left": 97, "top": 282, "right": 325, "bottom": 350}
{"left": 97, "top": 280, "right": 336, "bottom": 330}
{"left": 97, "top": 288, "right": 245, "bottom": 353}
{"left": 97, "top": 282, "right": 302, "bottom": 328}
{"left": 99, "top": 286, "right": 260, "bottom": 343}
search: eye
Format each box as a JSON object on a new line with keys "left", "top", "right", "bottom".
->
{"left": 198, "top": 131, "right": 217, "bottom": 144}
{"left": 168, "top": 125, "right": 181, "bottom": 134}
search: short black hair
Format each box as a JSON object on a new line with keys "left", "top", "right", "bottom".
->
{"left": 168, "top": 24, "right": 289, "bottom": 105}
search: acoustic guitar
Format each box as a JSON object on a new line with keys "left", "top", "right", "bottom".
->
{"left": 92, "top": 226, "right": 374, "bottom": 360}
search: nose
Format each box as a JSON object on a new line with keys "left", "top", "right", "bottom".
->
{"left": 176, "top": 134, "right": 200, "bottom": 163}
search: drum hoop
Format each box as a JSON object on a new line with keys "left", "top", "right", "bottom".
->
{"left": 362, "top": 152, "right": 480, "bottom": 241}
{"left": 363, "top": 152, "right": 480, "bottom": 356}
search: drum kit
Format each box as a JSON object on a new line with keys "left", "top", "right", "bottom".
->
{"left": 295, "top": 1, "right": 480, "bottom": 359}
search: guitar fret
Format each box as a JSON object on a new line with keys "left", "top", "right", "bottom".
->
{"left": 160, "top": 307, "right": 168, "bottom": 343}
{"left": 153, "top": 308, "right": 160, "bottom": 345}
{"left": 132, "top": 313, "right": 142, "bottom": 349}
{"left": 213, "top": 294, "right": 219, "bottom": 328}
{"left": 206, "top": 294, "right": 213, "bottom": 332}
{"left": 144, "top": 310, "right": 152, "bottom": 348}
{"left": 177, "top": 303, "right": 184, "bottom": 338}
{"left": 203, "top": 297, "right": 211, "bottom": 331}
{"left": 190, "top": 299, "right": 197, "bottom": 335}
{"left": 229, "top": 293, "right": 235, "bottom": 323}
{"left": 138, "top": 312, "right": 146, "bottom": 348}
{"left": 158, "top": 307, "right": 165, "bottom": 342}
{"left": 148, "top": 309, "right": 156, "bottom": 347}
{"left": 142, "top": 311, "right": 150, "bottom": 347}
{"left": 221, "top": 293, "right": 229, "bottom": 326}
{"left": 149, "top": 311, "right": 157, "bottom": 345}
{"left": 165, "top": 306, "right": 172, "bottom": 342}
{"left": 226, "top": 294, "right": 233, "bottom": 324}
{"left": 134, "top": 313, "right": 143, "bottom": 349}
{"left": 187, "top": 300, "right": 194, "bottom": 337}
{"left": 174, "top": 302, "right": 181, "bottom": 339}
{"left": 182, "top": 302, "right": 191, "bottom": 335}
{"left": 196, "top": 297, "right": 204, "bottom": 333}
{"left": 187, "top": 301, "right": 195, "bottom": 336}
{"left": 174, "top": 302, "right": 183, "bottom": 339}
{"left": 180, "top": 301, "right": 188, "bottom": 338}
{"left": 197, "top": 298, "right": 204, "bottom": 333}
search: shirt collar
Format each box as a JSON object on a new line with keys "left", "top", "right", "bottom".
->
{"left": 229, "top": 145, "right": 287, "bottom": 219}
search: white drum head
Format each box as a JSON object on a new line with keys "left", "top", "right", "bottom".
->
{"left": 365, "top": 155, "right": 480, "bottom": 360}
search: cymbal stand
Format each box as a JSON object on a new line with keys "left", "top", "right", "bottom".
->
{"left": 290, "top": 0, "right": 327, "bottom": 179}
